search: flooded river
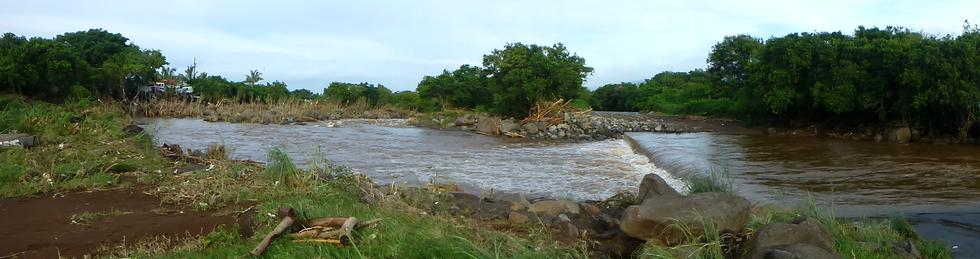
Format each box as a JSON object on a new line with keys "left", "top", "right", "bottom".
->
{"left": 139, "top": 118, "right": 684, "bottom": 201}
{"left": 142, "top": 118, "right": 978, "bottom": 257}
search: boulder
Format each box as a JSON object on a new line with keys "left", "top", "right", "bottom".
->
{"left": 638, "top": 173, "right": 682, "bottom": 202}
{"left": 528, "top": 200, "right": 581, "bottom": 217}
{"left": 744, "top": 217, "right": 839, "bottom": 259}
{"left": 580, "top": 203, "right": 602, "bottom": 216}
{"left": 619, "top": 192, "right": 751, "bottom": 245}
{"left": 445, "top": 192, "right": 510, "bottom": 220}
{"left": 535, "top": 121, "right": 548, "bottom": 132}
{"left": 475, "top": 116, "right": 498, "bottom": 135}
{"left": 522, "top": 123, "right": 539, "bottom": 135}
{"left": 888, "top": 127, "right": 912, "bottom": 144}
{"left": 0, "top": 133, "right": 36, "bottom": 148}
{"left": 500, "top": 119, "right": 520, "bottom": 133}
{"left": 123, "top": 124, "right": 144, "bottom": 135}
{"left": 891, "top": 240, "right": 922, "bottom": 259}
{"left": 453, "top": 114, "right": 476, "bottom": 126}
{"left": 761, "top": 243, "right": 841, "bottom": 259}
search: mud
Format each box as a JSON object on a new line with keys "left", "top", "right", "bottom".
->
{"left": 0, "top": 188, "right": 253, "bottom": 258}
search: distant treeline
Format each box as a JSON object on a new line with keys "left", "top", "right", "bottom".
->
{"left": 588, "top": 24, "right": 980, "bottom": 135}
{"left": 4, "top": 26, "right": 980, "bottom": 135}
{"left": 0, "top": 29, "right": 165, "bottom": 101}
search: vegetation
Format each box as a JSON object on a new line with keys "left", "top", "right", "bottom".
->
{"left": 589, "top": 24, "right": 980, "bottom": 138}
{"left": 0, "top": 29, "right": 165, "bottom": 101}
{"left": 1, "top": 95, "right": 587, "bottom": 258}
{"left": 0, "top": 95, "right": 168, "bottom": 198}
{"left": 415, "top": 43, "right": 594, "bottom": 118}
{"left": 641, "top": 202, "right": 951, "bottom": 259}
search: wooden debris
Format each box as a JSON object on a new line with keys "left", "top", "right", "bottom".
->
{"left": 293, "top": 238, "right": 343, "bottom": 245}
{"left": 250, "top": 207, "right": 299, "bottom": 256}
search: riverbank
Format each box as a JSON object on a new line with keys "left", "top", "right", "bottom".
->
{"left": 130, "top": 98, "right": 415, "bottom": 125}
{"left": 0, "top": 96, "right": 952, "bottom": 258}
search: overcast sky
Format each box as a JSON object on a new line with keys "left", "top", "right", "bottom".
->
{"left": 3, "top": 1, "right": 979, "bottom": 91}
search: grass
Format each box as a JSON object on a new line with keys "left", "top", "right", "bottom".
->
{"left": 685, "top": 171, "right": 733, "bottom": 194}
{"left": 0, "top": 95, "right": 170, "bottom": 198}
{"left": 143, "top": 148, "right": 587, "bottom": 258}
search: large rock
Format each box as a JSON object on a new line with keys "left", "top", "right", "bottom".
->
{"left": 0, "top": 134, "right": 36, "bottom": 148}
{"left": 500, "top": 119, "right": 520, "bottom": 133}
{"left": 522, "top": 123, "right": 539, "bottom": 135}
{"left": 638, "top": 173, "right": 682, "bottom": 201}
{"left": 528, "top": 200, "right": 581, "bottom": 217}
{"left": 445, "top": 192, "right": 510, "bottom": 220}
{"left": 760, "top": 243, "right": 841, "bottom": 259}
{"left": 888, "top": 127, "right": 912, "bottom": 144}
{"left": 453, "top": 114, "right": 476, "bottom": 126}
{"left": 745, "top": 217, "right": 839, "bottom": 259}
{"left": 475, "top": 116, "right": 498, "bottom": 135}
{"left": 619, "top": 192, "right": 751, "bottom": 245}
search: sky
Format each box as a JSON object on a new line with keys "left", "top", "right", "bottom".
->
{"left": 2, "top": 1, "right": 979, "bottom": 92}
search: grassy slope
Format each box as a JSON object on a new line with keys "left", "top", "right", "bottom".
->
{"left": 0, "top": 95, "right": 168, "bottom": 198}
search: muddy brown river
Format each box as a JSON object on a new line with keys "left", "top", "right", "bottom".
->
{"left": 142, "top": 118, "right": 978, "bottom": 257}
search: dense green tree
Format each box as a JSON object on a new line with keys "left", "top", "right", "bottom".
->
{"left": 417, "top": 64, "right": 492, "bottom": 109}
{"left": 591, "top": 83, "right": 640, "bottom": 111}
{"left": 707, "top": 35, "right": 763, "bottom": 97}
{"left": 323, "top": 82, "right": 391, "bottom": 106}
{"left": 482, "top": 43, "right": 593, "bottom": 117}
{"left": 289, "top": 89, "right": 316, "bottom": 100}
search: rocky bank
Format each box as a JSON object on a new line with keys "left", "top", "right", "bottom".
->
{"left": 411, "top": 112, "right": 708, "bottom": 141}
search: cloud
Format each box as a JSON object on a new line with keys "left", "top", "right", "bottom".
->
{"left": 2, "top": 0, "right": 979, "bottom": 91}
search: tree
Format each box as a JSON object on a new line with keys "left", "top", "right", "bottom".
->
{"left": 183, "top": 58, "right": 198, "bottom": 84}
{"left": 482, "top": 43, "right": 593, "bottom": 117}
{"left": 417, "top": 64, "right": 492, "bottom": 109}
{"left": 245, "top": 69, "right": 263, "bottom": 86}
{"left": 707, "top": 35, "right": 762, "bottom": 97}
{"left": 591, "top": 83, "right": 640, "bottom": 111}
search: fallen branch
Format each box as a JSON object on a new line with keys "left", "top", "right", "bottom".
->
{"left": 250, "top": 207, "right": 299, "bottom": 256}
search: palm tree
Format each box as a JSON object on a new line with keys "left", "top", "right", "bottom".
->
{"left": 246, "top": 69, "right": 263, "bottom": 86}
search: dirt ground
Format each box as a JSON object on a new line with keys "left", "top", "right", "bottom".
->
{"left": 0, "top": 188, "right": 253, "bottom": 258}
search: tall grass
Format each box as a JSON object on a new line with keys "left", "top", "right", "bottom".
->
{"left": 264, "top": 148, "right": 301, "bottom": 186}
{"left": 685, "top": 169, "right": 734, "bottom": 194}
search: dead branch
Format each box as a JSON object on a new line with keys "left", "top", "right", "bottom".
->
{"left": 250, "top": 207, "right": 299, "bottom": 256}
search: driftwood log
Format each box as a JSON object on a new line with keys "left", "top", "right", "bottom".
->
{"left": 250, "top": 207, "right": 299, "bottom": 256}
{"left": 289, "top": 217, "right": 381, "bottom": 245}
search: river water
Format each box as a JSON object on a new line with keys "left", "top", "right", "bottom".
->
{"left": 141, "top": 118, "right": 978, "bottom": 257}
{"left": 138, "top": 118, "right": 685, "bottom": 201}
{"left": 626, "top": 132, "right": 980, "bottom": 257}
